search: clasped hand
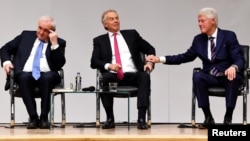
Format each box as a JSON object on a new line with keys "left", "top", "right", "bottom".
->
{"left": 109, "top": 64, "right": 122, "bottom": 72}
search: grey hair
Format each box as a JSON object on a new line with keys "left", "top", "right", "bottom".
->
{"left": 38, "top": 15, "right": 56, "bottom": 31}
{"left": 199, "top": 7, "right": 218, "bottom": 26}
{"left": 101, "top": 9, "right": 118, "bottom": 30}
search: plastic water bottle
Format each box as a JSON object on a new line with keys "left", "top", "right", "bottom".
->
{"left": 75, "top": 72, "right": 82, "bottom": 91}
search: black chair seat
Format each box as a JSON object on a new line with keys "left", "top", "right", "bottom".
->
{"left": 115, "top": 86, "right": 138, "bottom": 97}
{"left": 208, "top": 87, "right": 226, "bottom": 96}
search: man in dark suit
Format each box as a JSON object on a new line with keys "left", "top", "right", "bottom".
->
{"left": 0, "top": 15, "right": 66, "bottom": 129}
{"left": 147, "top": 7, "right": 244, "bottom": 128}
{"left": 90, "top": 9, "right": 156, "bottom": 130}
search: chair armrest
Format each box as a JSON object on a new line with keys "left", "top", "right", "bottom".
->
{"left": 247, "top": 68, "right": 250, "bottom": 79}
{"left": 146, "top": 68, "right": 150, "bottom": 74}
{"left": 57, "top": 69, "right": 64, "bottom": 88}
{"left": 4, "top": 75, "right": 10, "bottom": 91}
{"left": 193, "top": 67, "right": 201, "bottom": 73}
{"left": 9, "top": 68, "right": 17, "bottom": 95}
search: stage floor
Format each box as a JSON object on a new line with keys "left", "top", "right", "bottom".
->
{"left": 0, "top": 123, "right": 207, "bottom": 141}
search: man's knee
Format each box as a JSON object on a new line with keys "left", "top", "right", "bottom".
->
{"left": 193, "top": 72, "right": 203, "bottom": 84}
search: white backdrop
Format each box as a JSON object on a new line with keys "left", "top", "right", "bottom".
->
{"left": 0, "top": 0, "right": 250, "bottom": 124}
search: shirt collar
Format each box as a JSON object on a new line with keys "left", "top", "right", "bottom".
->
{"left": 208, "top": 28, "right": 218, "bottom": 39}
{"left": 108, "top": 31, "right": 121, "bottom": 37}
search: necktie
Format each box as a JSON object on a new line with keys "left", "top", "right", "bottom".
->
{"left": 113, "top": 33, "right": 124, "bottom": 80}
{"left": 209, "top": 37, "right": 215, "bottom": 61}
{"left": 208, "top": 37, "right": 224, "bottom": 76}
{"left": 32, "top": 41, "right": 44, "bottom": 80}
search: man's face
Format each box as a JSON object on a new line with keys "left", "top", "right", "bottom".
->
{"left": 198, "top": 14, "right": 216, "bottom": 36}
{"left": 103, "top": 12, "right": 120, "bottom": 33}
{"left": 36, "top": 21, "right": 53, "bottom": 41}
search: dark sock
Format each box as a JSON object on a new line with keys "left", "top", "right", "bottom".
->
{"left": 138, "top": 107, "right": 146, "bottom": 121}
{"left": 202, "top": 107, "right": 212, "bottom": 119}
{"left": 225, "top": 107, "right": 234, "bottom": 119}
{"left": 30, "top": 114, "right": 39, "bottom": 121}
{"left": 40, "top": 114, "right": 48, "bottom": 120}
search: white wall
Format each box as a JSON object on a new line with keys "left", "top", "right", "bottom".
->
{"left": 0, "top": 0, "right": 249, "bottom": 124}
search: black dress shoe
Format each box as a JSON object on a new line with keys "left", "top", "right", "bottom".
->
{"left": 198, "top": 116, "right": 215, "bottom": 129}
{"left": 223, "top": 117, "right": 232, "bottom": 125}
{"left": 137, "top": 118, "right": 148, "bottom": 130}
{"left": 27, "top": 119, "right": 39, "bottom": 129}
{"left": 40, "top": 119, "right": 50, "bottom": 129}
{"left": 102, "top": 119, "right": 115, "bottom": 129}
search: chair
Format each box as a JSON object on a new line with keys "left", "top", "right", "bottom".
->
{"left": 8, "top": 68, "right": 66, "bottom": 128}
{"left": 95, "top": 53, "right": 151, "bottom": 130}
{"left": 191, "top": 45, "right": 250, "bottom": 126}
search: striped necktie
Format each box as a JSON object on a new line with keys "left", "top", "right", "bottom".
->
{"left": 209, "top": 37, "right": 224, "bottom": 76}
{"left": 209, "top": 37, "right": 215, "bottom": 61}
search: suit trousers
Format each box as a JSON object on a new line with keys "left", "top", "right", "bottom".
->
{"left": 16, "top": 71, "right": 60, "bottom": 119}
{"left": 193, "top": 71, "right": 243, "bottom": 109}
{"left": 100, "top": 71, "right": 151, "bottom": 117}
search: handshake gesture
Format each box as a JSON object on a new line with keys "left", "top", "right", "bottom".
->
{"left": 146, "top": 55, "right": 160, "bottom": 64}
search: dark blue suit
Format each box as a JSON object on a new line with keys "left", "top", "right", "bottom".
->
{"left": 0, "top": 30, "right": 66, "bottom": 119}
{"left": 90, "top": 29, "right": 155, "bottom": 120}
{"left": 164, "top": 28, "right": 244, "bottom": 109}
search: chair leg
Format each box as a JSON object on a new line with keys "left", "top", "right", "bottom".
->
{"left": 61, "top": 93, "right": 66, "bottom": 128}
{"left": 96, "top": 92, "right": 100, "bottom": 128}
{"left": 50, "top": 93, "right": 55, "bottom": 129}
{"left": 128, "top": 96, "right": 130, "bottom": 130}
{"left": 10, "top": 95, "right": 15, "bottom": 128}
{"left": 243, "top": 94, "right": 247, "bottom": 125}
{"left": 147, "top": 96, "right": 151, "bottom": 127}
{"left": 191, "top": 90, "right": 196, "bottom": 126}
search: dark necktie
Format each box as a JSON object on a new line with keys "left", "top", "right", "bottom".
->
{"left": 209, "top": 37, "right": 223, "bottom": 76}
{"left": 113, "top": 33, "right": 124, "bottom": 80}
{"left": 32, "top": 41, "right": 44, "bottom": 80}
{"left": 209, "top": 37, "right": 216, "bottom": 61}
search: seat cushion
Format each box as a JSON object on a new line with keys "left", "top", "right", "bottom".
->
{"left": 208, "top": 87, "right": 226, "bottom": 96}
{"left": 208, "top": 87, "right": 241, "bottom": 97}
{"left": 114, "top": 86, "right": 138, "bottom": 97}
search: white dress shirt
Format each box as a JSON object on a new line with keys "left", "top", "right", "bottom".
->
{"left": 104, "top": 31, "right": 137, "bottom": 73}
{"left": 23, "top": 39, "right": 50, "bottom": 72}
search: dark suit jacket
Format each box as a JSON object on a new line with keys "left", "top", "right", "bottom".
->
{"left": 0, "top": 30, "right": 66, "bottom": 75}
{"left": 164, "top": 28, "right": 245, "bottom": 75}
{"left": 90, "top": 29, "right": 156, "bottom": 72}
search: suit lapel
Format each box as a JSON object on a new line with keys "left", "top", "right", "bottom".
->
{"left": 120, "top": 30, "right": 134, "bottom": 55}
{"left": 215, "top": 29, "right": 224, "bottom": 54}
{"left": 103, "top": 33, "right": 112, "bottom": 60}
{"left": 199, "top": 34, "right": 209, "bottom": 59}
{"left": 23, "top": 33, "right": 37, "bottom": 62}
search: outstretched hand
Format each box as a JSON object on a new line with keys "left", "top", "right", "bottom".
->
{"left": 146, "top": 55, "right": 160, "bottom": 63}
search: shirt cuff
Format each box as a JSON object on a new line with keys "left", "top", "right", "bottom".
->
{"left": 159, "top": 56, "right": 166, "bottom": 63}
{"left": 3, "top": 60, "right": 12, "bottom": 67}
{"left": 231, "top": 64, "right": 239, "bottom": 71}
{"left": 104, "top": 63, "right": 111, "bottom": 70}
{"left": 51, "top": 44, "right": 59, "bottom": 50}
